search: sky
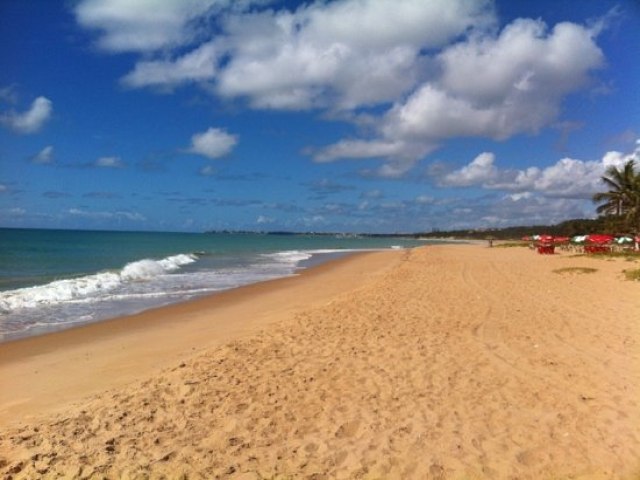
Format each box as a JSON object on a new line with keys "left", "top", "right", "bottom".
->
{"left": 1, "top": 0, "right": 639, "bottom": 233}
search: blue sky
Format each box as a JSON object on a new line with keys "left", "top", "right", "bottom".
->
{"left": 1, "top": 0, "right": 639, "bottom": 233}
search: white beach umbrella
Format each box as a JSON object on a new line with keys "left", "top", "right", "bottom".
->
{"left": 615, "top": 236, "right": 633, "bottom": 244}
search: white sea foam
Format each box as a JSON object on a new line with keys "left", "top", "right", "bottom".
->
{"left": 0, "top": 253, "right": 196, "bottom": 312}
{"left": 262, "top": 250, "right": 314, "bottom": 265}
{"left": 261, "top": 249, "right": 365, "bottom": 266}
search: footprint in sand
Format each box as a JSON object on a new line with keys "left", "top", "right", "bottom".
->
{"left": 335, "top": 420, "right": 360, "bottom": 439}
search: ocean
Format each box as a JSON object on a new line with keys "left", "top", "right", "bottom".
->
{"left": 0, "top": 228, "right": 433, "bottom": 342}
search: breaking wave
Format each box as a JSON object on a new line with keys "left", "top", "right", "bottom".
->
{"left": 0, "top": 253, "right": 197, "bottom": 312}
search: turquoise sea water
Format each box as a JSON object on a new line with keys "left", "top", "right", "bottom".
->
{"left": 0, "top": 228, "right": 432, "bottom": 341}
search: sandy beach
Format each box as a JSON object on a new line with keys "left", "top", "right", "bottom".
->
{"left": 1, "top": 244, "right": 639, "bottom": 479}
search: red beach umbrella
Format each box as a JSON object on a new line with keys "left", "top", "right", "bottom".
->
{"left": 586, "top": 234, "right": 614, "bottom": 244}
{"left": 553, "top": 236, "right": 570, "bottom": 244}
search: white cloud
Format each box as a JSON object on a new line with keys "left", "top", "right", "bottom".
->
{"left": 116, "top": 0, "right": 494, "bottom": 109}
{"left": 74, "top": 0, "right": 221, "bottom": 53}
{"left": 314, "top": 139, "right": 413, "bottom": 162}
{"left": 75, "top": 0, "right": 608, "bottom": 177}
{"left": 0, "top": 184, "right": 7, "bottom": 193}
{"left": 317, "top": 16, "right": 604, "bottom": 174}
{"left": 121, "top": 42, "right": 220, "bottom": 89}
{"left": 32, "top": 145, "right": 54, "bottom": 164}
{"left": 379, "top": 19, "right": 603, "bottom": 143}
{"left": 437, "top": 20, "right": 603, "bottom": 109}
{"left": 188, "top": 127, "right": 238, "bottom": 159}
{"left": 68, "top": 208, "right": 146, "bottom": 222}
{"left": 442, "top": 152, "right": 498, "bottom": 187}
{"left": 256, "top": 215, "right": 274, "bottom": 224}
{"left": 95, "top": 156, "right": 124, "bottom": 168}
{"left": 0, "top": 96, "right": 53, "bottom": 134}
{"left": 199, "top": 165, "right": 217, "bottom": 176}
{"left": 232, "top": 0, "right": 493, "bottom": 110}
{"left": 412, "top": 192, "right": 595, "bottom": 231}
{"left": 313, "top": 138, "right": 437, "bottom": 178}
{"left": 602, "top": 140, "right": 640, "bottom": 168}
{"left": 438, "top": 140, "right": 640, "bottom": 199}
{"left": 415, "top": 195, "right": 435, "bottom": 204}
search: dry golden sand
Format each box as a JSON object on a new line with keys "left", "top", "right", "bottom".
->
{"left": 1, "top": 245, "right": 639, "bottom": 479}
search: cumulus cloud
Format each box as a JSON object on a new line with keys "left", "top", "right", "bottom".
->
{"left": 438, "top": 140, "right": 640, "bottom": 199}
{"left": 111, "top": 0, "right": 494, "bottom": 108}
{"left": 442, "top": 152, "right": 498, "bottom": 187}
{"left": 32, "top": 145, "right": 54, "bottom": 164}
{"left": 315, "top": 16, "right": 604, "bottom": 174}
{"left": 95, "top": 156, "right": 125, "bottom": 168}
{"left": 188, "top": 127, "right": 238, "bottom": 159}
{"left": 74, "top": 0, "right": 608, "bottom": 176}
{"left": 0, "top": 96, "right": 53, "bottom": 134}
{"left": 214, "top": 0, "right": 494, "bottom": 110}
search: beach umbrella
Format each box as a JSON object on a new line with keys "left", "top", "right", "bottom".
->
{"left": 615, "top": 236, "right": 633, "bottom": 244}
{"left": 539, "top": 234, "right": 554, "bottom": 243}
{"left": 586, "top": 234, "right": 614, "bottom": 244}
{"left": 571, "top": 235, "right": 587, "bottom": 243}
{"left": 553, "top": 236, "right": 570, "bottom": 244}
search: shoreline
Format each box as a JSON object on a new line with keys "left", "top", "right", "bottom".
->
{"left": 0, "top": 248, "right": 358, "bottom": 344}
{"left": 0, "top": 249, "right": 404, "bottom": 425}
{"left": 1, "top": 244, "right": 639, "bottom": 479}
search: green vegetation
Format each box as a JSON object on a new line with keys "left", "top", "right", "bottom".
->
{"left": 417, "top": 217, "right": 627, "bottom": 240}
{"left": 624, "top": 268, "right": 640, "bottom": 281}
{"left": 553, "top": 267, "right": 598, "bottom": 275}
{"left": 494, "top": 242, "right": 528, "bottom": 248}
{"left": 573, "top": 251, "right": 640, "bottom": 262}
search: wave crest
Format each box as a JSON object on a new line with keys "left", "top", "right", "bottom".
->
{"left": 0, "top": 253, "right": 197, "bottom": 312}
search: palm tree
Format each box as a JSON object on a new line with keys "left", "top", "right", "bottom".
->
{"left": 593, "top": 159, "right": 640, "bottom": 232}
